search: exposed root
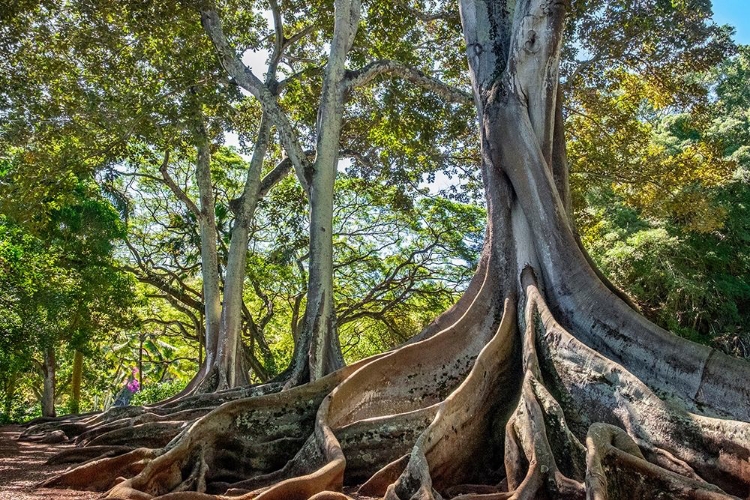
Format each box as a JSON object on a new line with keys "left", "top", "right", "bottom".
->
{"left": 358, "top": 455, "right": 409, "bottom": 497}
{"left": 385, "top": 296, "right": 518, "bottom": 499}
{"left": 46, "top": 445, "right": 136, "bottom": 465}
{"left": 585, "top": 423, "right": 735, "bottom": 500}
{"left": 87, "top": 421, "right": 189, "bottom": 448}
{"left": 529, "top": 274, "right": 750, "bottom": 499}
{"left": 42, "top": 448, "right": 159, "bottom": 491}
{"left": 155, "top": 382, "right": 284, "bottom": 413}
{"left": 492, "top": 279, "right": 585, "bottom": 500}
{"left": 249, "top": 256, "right": 506, "bottom": 500}
{"left": 40, "top": 264, "right": 750, "bottom": 500}
{"left": 22, "top": 405, "right": 148, "bottom": 443}
{"left": 101, "top": 360, "right": 372, "bottom": 498}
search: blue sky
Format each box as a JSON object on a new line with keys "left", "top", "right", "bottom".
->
{"left": 712, "top": 0, "right": 749, "bottom": 44}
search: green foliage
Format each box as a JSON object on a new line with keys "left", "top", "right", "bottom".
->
{"left": 0, "top": 172, "right": 137, "bottom": 418}
{"left": 131, "top": 380, "right": 188, "bottom": 406}
{"left": 576, "top": 45, "right": 750, "bottom": 346}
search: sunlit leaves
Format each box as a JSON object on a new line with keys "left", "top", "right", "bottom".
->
{"left": 569, "top": 66, "right": 735, "bottom": 234}
{"left": 577, "top": 45, "right": 750, "bottom": 344}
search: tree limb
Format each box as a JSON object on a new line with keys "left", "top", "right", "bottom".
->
{"left": 157, "top": 150, "right": 201, "bottom": 217}
{"left": 258, "top": 149, "right": 315, "bottom": 198}
{"left": 344, "top": 59, "right": 472, "bottom": 104}
{"left": 199, "top": 6, "right": 311, "bottom": 194}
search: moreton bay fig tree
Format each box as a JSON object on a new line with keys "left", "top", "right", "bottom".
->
{"left": 23, "top": 0, "right": 750, "bottom": 499}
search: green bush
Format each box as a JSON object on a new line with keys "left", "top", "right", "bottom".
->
{"left": 130, "top": 380, "right": 187, "bottom": 406}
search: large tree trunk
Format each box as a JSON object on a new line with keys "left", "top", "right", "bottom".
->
{"left": 40, "top": 1, "right": 750, "bottom": 499}
{"left": 285, "top": 0, "right": 359, "bottom": 385}
{"left": 192, "top": 118, "right": 272, "bottom": 393}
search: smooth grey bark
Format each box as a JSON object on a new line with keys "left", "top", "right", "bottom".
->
{"left": 285, "top": 0, "right": 361, "bottom": 384}
{"left": 200, "top": 7, "right": 311, "bottom": 196}
{"left": 209, "top": 115, "right": 272, "bottom": 390}
{"left": 195, "top": 135, "right": 222, "bottom": 371}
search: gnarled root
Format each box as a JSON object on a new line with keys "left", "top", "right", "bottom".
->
{"left": 584, "top": 423, "right": 734, "bottom": 500}
{"left": 42, "top": 447, "right": 159, "bottom": 491}
{"left": 103, "top": 361, "right": 372, "bottom": 498}
{"left": 46, "top": 445, "right": 136, "bottom": 465}
{"left": 42, "top": 267, "right": 750, "bottom": 500}
{"left": 533, "top": 284, "right": 750, "bottom": 499}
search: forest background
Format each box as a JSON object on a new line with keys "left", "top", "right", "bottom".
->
{"left": 0, "top": 0, "right": 748, "bottom": 422}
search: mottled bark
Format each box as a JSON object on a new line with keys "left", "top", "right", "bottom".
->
{"left": 70, "top": 350, "right": 83, "bottom": 414}
{"left": 196, "top": 135, "right": 222, "bottom": 371}
{"left": 286, "top": 0, "right": 360, "bottom": 385}
{"left": 209, "top": 117, "right": 271, "bottom": 391}
{"left": 181, "top": 117, "right": 292, "bottom": 395}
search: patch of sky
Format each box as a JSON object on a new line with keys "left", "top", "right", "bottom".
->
{"left": 711, "top": 0, "right": 749, "bottom": 45}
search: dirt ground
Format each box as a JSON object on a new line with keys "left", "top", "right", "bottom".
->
{"left": 0, "top": 425, "right": 100, "bottom": 500}
{"left": 0, "top": 424, "right": 381, "bottom": 500}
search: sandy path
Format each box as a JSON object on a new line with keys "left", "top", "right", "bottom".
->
{"left": 0, "top": 425, "right": 101, "bottom": 500}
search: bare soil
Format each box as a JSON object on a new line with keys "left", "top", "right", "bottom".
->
{"left": 0, "top": 425, "right": 100, "bottom": 500}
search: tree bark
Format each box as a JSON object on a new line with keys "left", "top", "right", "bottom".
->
{"left": 196, "top": 133, "right": 222, "bottom": 372}
{"left": 41, "top": 346, "right": 56, "bottom": 418}
{"left": 70, "top": 350, "right": 83, "bottom": 414}
{"left": 203, "top": 116, "right": 271, "bottom": 391}
{"left": 286, "top": 0, "right": 360, "bottom": 385}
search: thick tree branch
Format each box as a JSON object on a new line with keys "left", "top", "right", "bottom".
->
{"left": 199, "top": 7, "right": 310, "bottom": 194}
{"left": 268, "top": 0, "right": 283, "bottom": 78}
{"left": 124, "top": 240, "right": 204, "bottom": 312}
{"left": 128, "top": 267, "right": 204, "bottom": 313}
{"left": 258, "top": 148, "right": 314, "bottom": 198}
{"left": 394, "top": 1, "right": 454, "bottom": 22}
{"left": 344, "top": 59, "right": 472, "bottom": 104}
{"left": 258, "top": 158, "right": 292, "bottom": 197}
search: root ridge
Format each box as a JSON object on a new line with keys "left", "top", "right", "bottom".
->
{"left": 39, "top": 269, "right": 750, "bottom": 500}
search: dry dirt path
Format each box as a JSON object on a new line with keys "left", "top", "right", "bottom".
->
{"left": 0, "top": 425, "right": 100, "bottom": 500}
{"left": 0, "top": 424, "right": 381, "bottom": 500}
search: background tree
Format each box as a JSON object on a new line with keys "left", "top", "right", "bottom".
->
{"left": 571, "top": 45, "right": 750, "bottom": 349}
{"left": 0, "top": 179, "right": 135, "bottom": 418}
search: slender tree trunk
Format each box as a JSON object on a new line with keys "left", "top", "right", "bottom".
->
{"left": 196, "top": 134, "right": 222, "bottom": 372}
{"left": 287, "top": 0, "right": 360, "bottom": 385}
{"left": 70, "top": 350, "right": 83, "bottom": 414}
{"left": 3, "top": 373, "right": 18, "bottom": 417}
{"left": 171, "top": 115, "right": 295, "bottom": 396}
{"left": 41, "top": 346, "right": 56, "bottom": 418}
{"left": 138, "top": 335, "right": 144, "bottom": 389}
{"left": 200, "top": 116, "right": 271, "bottom": 391}
{"left": 152, "top": 134, "right": 225, "bottom": 398}
{"left": 198, "top": 311, "right": 204, "bottom": 367}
